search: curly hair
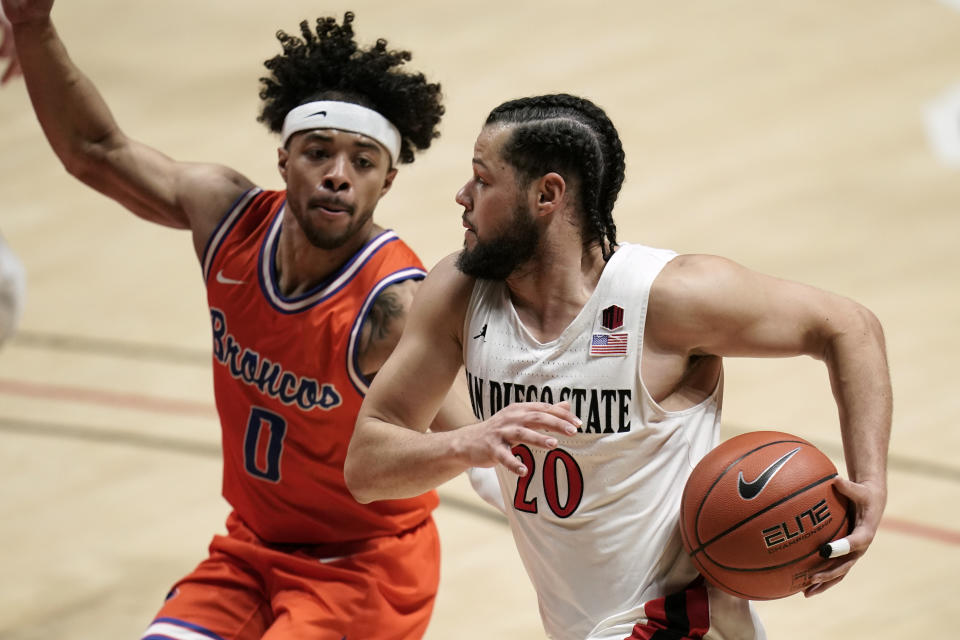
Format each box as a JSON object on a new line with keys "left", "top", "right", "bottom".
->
{"left": 257, "top": 12, "right": 443, "bottom": 165}
{"left": 485, "top": 94, "right": 624, "bottom": 259}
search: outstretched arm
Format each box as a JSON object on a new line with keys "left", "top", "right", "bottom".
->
{"left": 648, "top": 254, "right": 891, "bottom": 595}
{"left": 345, "top": 254, "right": 581, "bottom": 503}
{"left": 5, "top": 0, "right": 253, "bottom": 256}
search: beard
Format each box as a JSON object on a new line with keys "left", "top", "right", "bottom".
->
{"left": 456, "top": 201, "right": 540, "bottom": 280}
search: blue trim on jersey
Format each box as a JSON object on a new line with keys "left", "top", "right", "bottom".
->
{"left": 346, "top": 267, "right": 427, "bottom": 396}
{"left": 201, "top": 187, "right": 262, "bottom": 282}
{"left": 256, "top": 205, "right": 404, "bottom": 314}
{"left": 145, "top": 617, "right": 228, "bottom": 640}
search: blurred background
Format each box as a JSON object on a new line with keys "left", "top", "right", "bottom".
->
{"left": 1, "top": 1, "right": 958, "bottom": 637}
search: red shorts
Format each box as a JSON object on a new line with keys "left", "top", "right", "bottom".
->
{"left": 627, "top": 578, "right": 710, "bottom": 640}
{"left": 141, "top": 511, "right": 440, "bottom": 640}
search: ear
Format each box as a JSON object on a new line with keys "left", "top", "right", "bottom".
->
{"left": 277, "top": 146, "right": 290, "bottom": 183}
{"left": 380, "top": 167, "right": 398, "bottom": 199}
{"left": 533, "top": 172, "right": 566, "bottom": 217}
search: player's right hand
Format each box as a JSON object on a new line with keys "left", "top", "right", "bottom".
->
{"left": 450, "top": 401, "right": 581, "bottom": 476}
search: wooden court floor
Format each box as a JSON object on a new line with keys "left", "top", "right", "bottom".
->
{"left": 1, "top": 1, "right": 959, "bottom": 638}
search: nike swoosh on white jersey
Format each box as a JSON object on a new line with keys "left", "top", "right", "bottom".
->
{"left": 216, "top": 270, "right": 245, "bottom": 285}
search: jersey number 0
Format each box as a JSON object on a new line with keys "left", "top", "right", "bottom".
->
{"left": 243, "top": 406, "right": 287, "bottom": 483}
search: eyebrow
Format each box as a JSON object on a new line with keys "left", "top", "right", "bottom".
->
{"left": 302, "top": 130, "right": 384, "bottom": 154}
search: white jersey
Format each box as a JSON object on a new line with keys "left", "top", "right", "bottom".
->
{"left": 463, "top": 243, "right": 765, "bottom": 640}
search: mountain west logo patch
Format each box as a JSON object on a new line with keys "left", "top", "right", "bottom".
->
{"left": 601, "top": 305, "right": 624, "bottom": 331}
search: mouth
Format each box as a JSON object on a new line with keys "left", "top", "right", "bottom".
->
{"left": 462, "top": 217, "right": 477, "bottom": 248}
{"left": 308, "top": 198, "right": 353, "bottom": 216}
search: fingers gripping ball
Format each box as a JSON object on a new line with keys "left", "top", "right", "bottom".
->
{"left": 680, "top": 431, "right": 852, "bottom": 600}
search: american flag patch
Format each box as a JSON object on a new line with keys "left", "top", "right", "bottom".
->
{"left": 590, "top": 332, "right": 628, "bottom": 356}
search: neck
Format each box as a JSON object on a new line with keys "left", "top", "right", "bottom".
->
{"left": 505, "top": 235, "right": 607, "bottom": 342}
{"left": 274, "top": 209, "right": 379, "bottom": 298}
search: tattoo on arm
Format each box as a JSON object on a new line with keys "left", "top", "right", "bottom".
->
{"left": 357, "top": 288, "right": 408, "bottom": 378}
{"left": 368, "top": 289, "right": 405, "bottom": 343}
{"left": 357, "top": 279, "right": 420, "bottom": 378}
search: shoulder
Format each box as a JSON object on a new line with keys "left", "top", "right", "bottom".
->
{"left": 417, "top": 252, "right": 476, "bottom": 309}
{"left": 605, "top": 242, "right": 679, "bottom": 287}
{"left": 645, "top": 253, "right": 746, "bottom": 353}
{"left": 651, "top": 253, "right": 740, "bottom": 300}
{"left": 376, "top": 231, "right": 424, "bottom": 265}
{"left": 369, "top": 278, "right": 420, "bottom": 322}
{"left": 356, "top": 252, "right": 476, "bottom": 377}
{"left": 356, "top": 279, "right": 416, "bottom": 378}
{"left": 179, "top": 163, "right": 258, "bottom": 258}
{"left": 354, "top": 254, "right": 468, "bottom": 375}
{"left": 401, "top": 252, "right": 476, "bottom": 350}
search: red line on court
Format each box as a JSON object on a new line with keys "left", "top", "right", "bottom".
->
{"left": 0, "top": 377, "right": 216, "bottom": 419}
{"left": 881, "top": 516, "right": 960, "bottom": 546}
{"left": 2, "top": 376, "right": 960, "bottom": 546}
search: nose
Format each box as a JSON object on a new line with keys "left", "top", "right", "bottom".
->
{"left": 321, "top": 153, "right": 352, "bottom": 193}
{"left": 455, "top": 183, "right": 471, "bottom": 210}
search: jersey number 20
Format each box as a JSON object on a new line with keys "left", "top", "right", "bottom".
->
{"left": 511, "top": 444, "right": 584, "bottom": 518}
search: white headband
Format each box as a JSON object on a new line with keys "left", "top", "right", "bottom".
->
{"left": 281, "top": 101, "right": 402, "bottom": 165}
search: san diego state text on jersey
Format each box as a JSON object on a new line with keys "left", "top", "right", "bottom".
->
{"left": 466, "top": 371, "right": 632, "bottom": 434}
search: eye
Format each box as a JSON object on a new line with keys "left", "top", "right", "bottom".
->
{"left": 355, "top": 156, "right": 375, "bottom": 169}
{"left": 305, "top": 147, "right": 329, "bottom": 160}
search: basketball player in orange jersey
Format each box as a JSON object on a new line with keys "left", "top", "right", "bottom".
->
{"left": 346, "top": 95, "right": 892, "bottom": 639}
{"left": 6, "top": 0, "right": 477, "bottom": 637}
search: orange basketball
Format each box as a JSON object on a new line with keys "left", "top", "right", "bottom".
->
{"left": 680, "top": 431, "right": 852, "bottom": 600}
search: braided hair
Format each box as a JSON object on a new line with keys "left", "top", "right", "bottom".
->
{"left": 257, "top": 12, "right": 444, "bottom": 164}
{"left": 485, "top": 94, "right": 624, "bottom": 259}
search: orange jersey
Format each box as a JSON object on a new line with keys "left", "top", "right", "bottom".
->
{"left": 201, "top": 188, "right": 438, "bottom": 544}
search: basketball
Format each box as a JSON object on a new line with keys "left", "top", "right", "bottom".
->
{"left": 680, "top": 431, "right": 852, "bottom": 600}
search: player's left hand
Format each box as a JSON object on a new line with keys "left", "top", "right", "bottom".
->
{"left": 803, "top": 476, "right": 885, "bottom": 597}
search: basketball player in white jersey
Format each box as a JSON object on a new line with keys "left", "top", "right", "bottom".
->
{"left": 346, "top": 94, "right": 891, "bottom": 640}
